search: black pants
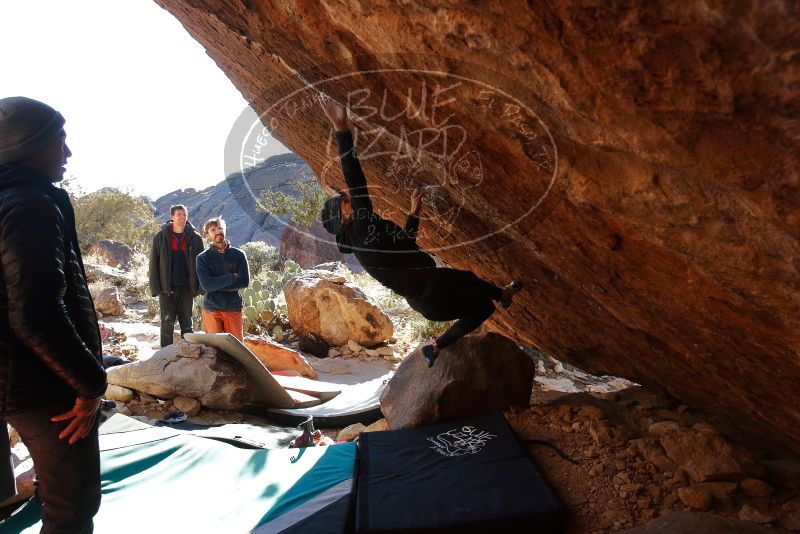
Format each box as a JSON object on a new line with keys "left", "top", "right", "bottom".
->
{"left": 5, "top": 401, "right": 101, "bottom": 534}
{"left": 398, "top": 268, "right": 503, "bottom": 350}
{"left": 159, "top": 285, "right": 194, "bottom": 347}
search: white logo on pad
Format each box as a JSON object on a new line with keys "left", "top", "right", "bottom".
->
{"left": 427, "top": 425, "right": 497, "bottom": 457}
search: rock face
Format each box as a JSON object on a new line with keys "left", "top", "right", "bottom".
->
{"left": 279, "top": 220, "right": 351, "bottom": 269}
{"left": 155, "top": 1, "right": 800, "bottom": 454}
{"left": 106, "top": 340, "right": 250, "bottom": 410}
{"left": 86, "top": 240, "right": 136, "bottom": 269}
{"left": 284, "top": 270, "right": 393, "bottom": 347}
{"left": 244, "top": 336, "right": 317, "bottom": 378}
{"left": 380, "top": 333, "right": 534, "bottom": 429}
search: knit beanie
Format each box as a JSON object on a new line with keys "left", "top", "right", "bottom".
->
{"left": 0, "top": 97, "right": 65, "bottom": 165}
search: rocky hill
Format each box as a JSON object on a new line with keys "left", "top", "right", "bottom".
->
{"left": 153, "top": 152, "right": 357, "bottom": 269}
{"left": 153, "top": 152, "right": 307, "bottom": 246}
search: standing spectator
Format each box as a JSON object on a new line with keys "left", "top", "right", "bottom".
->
{"left": 149, "top": 204, "right": 204, "bottom": 347}
{"left": 0, "top": 96, "right": 107, "bottom": 533}
{"left": 196, "top": 217, "right": 250, "bottom": 341}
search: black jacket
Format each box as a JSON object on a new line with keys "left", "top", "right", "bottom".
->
{"left": 334, "top": 131, "right": 436, "bottom": 293}
{"left": 148, "top": 220, "right": 204, "bottom": 297}
{"left": 0, "top": 164, "right": 106, "bottom": 414}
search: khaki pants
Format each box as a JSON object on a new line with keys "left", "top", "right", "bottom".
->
{"left": 201, "top": 309, "right": 244, "bottom": 341}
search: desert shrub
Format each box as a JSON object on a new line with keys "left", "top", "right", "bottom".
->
{"left": 71, "top": 188, "right": 158, "bottom": 252}
{"left": 409, "top": 317, "right": 454, "bottom": 341}
{"left": 240, "top": 241, "right": 279, "bottom": 279}
{"left": 258, "top": 176, "right": 327, "bottom": 228}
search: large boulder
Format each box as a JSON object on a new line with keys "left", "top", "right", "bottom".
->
{"left": 284, "top": 270, "right": 393, "bottom": 347}
{"left": 156, "top": 1, "right": 800, "bottom": 455}
{"left": 92, "top": 286, "right": 125, "bottom": 317}
{"left": 86, "top": 240, "right": 135, "bottom": 269}
{"left": 380, "top": 333, "right": 534, "bottom": 429}
{"left": 244, "top": 336, "right": 317, "bottom": 379}
{"left": 106, "top": 340, "right": 250, "bottom": 410}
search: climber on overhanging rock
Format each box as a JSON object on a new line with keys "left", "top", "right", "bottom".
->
{"left": 317, "top": 94, "right": 523, "bottom": 368}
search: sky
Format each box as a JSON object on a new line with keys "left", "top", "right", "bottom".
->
{"left": 0, "top": 0, "right": 290, "bottom": 198}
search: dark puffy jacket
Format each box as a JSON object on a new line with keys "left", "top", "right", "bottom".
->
{"left": 148, "top": 220, "right": 204, "bottom": 297}
{"left": 0, "top": 164, "right": 106, "bottom": 415}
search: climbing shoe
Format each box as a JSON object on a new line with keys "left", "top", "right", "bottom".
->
{"left": 422, "top": 344, "right": 439, "bottom": 368}
{"left": 501, "top": 279, "right": 524, "bottom": 308}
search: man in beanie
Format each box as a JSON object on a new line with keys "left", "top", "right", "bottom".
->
{"left": 318, "top": 95, "right": 523, "bottom": 367}
{"left": 149, "top": 203, "right": 204, "bottom": 347}
{"left": 0, "top": 96, "right": 107, "bottom": 532}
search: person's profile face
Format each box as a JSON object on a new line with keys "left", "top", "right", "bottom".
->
{"left": 19, "top": 129, "right": 70, "bottom": 182}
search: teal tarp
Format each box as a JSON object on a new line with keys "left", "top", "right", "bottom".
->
{"left": 1, "top": 434, "right": 356, "bottom": 533}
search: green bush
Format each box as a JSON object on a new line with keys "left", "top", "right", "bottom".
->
{"left": 239, "top": 241, "right": 279, "bottom": 279}
{"left": 409, "top": 318, "right": 454, "bottom": 341}
{"left": 71, "top": 188, "right": 158, "bottom": 252}
{"left": 258, "top": 176, "right": 327, "bottom": 228}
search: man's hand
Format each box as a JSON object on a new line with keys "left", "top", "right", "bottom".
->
{"left": 410, "top": 188, "right": 423, "bottom": 216}
{"left": 51, "top": 396, "right": 101, "bottom": 445}
{"left": 318, "top": 94, "right": 349, "bottom": 131}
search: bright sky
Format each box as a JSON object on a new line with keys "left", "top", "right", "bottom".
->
{"left": 0, "top": 0, "right": 289, "bottom": 198}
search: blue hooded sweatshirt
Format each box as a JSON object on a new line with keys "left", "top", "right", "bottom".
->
{"left": 195, "top": 242, "right": 250, "bottom": 311}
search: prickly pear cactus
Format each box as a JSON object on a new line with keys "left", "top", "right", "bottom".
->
{"left": 238, "top": 261, "right": 295, "bottom": 338}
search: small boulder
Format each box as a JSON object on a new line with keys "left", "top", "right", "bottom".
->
{"left": 93, "top": 286, "right": 125, "bottom": 317}
{"left": 173, "top": 396, "right": 202, "bottom": 416}
{"left": 659, "top": 428, "right": 761, "bottom": 482}
{"left": 84, "top": 262, "right": 134, "bottom": 285}
{"left": 375, "top": 346, "right": 394, "bottom": 357}
{"left": 739, "top": 478, "right": 773, "bottom": 497}
{"left": 106, "top": 340, "right": 250, "bottom": 410}
{"left": 739, "top": 505, "right": 776, "bottom": 524}
{"left": 380, "top": 333, "right": 534, "bottom": 429}
{"left": 87, "top": 240, "right": 135, "bottom": 269}
{"left": 364, "top": 418, "right": 388, "bottom": 433}
{"left": 284, "top": 270, "right": 393, "bottom": 347}
{"left": 678, "top": 486, "right": 712, "bottom": 511}
{"left": 104, "top": 384, "right": 134, "bottom": 403}
{"left": 631, "top": 438, "right": 678, "bottom": 473}
{"left": 337, "top": 423, "right": 366, "bottom": 441}
{"left": 244, "top": 337, "right": 317, "bottom": 379}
